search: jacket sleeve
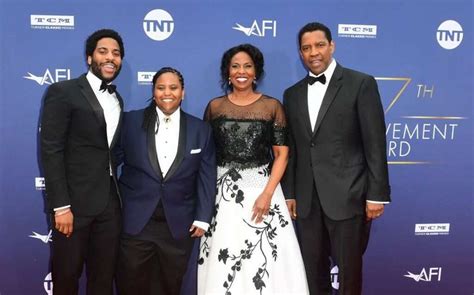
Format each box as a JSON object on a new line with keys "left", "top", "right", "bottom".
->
{"left": 357, "top": 75, "right": 391, "bottom": 201}
{"left": 281, "top": 89, "right": 296, "bottom": 199}
{"left": 194, "top": 123, "right": 217, "bottom": 223}
{"left": 40, "top": 83, "right": 72, "bottom": 211}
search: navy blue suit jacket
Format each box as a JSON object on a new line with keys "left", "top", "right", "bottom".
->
{"left": 117, "top": 108, "right": 216, "bottom": 239}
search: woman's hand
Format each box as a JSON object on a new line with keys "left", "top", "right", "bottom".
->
{"left": 251, "top": 192, "right": 272, "bottom": 223}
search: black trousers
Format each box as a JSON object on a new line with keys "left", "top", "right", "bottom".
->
{"left": 116, "top": 203, "right": 194, "bottom": 295}
{"left": 296, "top": 185, "right": 370, "bottom": 295}
{"left": 51, "top": 180, "right": 121, "bottom": 295}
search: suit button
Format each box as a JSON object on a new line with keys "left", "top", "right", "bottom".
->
{"left": 310, "top": 142, "right": 315, "bottom": 147}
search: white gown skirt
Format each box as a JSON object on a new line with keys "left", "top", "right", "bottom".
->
{"left": 198, "top": 165, "right": 309, "bottom": 295}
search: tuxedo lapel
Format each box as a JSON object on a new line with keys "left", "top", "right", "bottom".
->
{"left": 110, "top": 92, "right": 124, "bottom": 148}
{"left": 77, "top": 75, "right": 106, "bottom": 126}
{"left": 164, "top": 111, "right": 186, "bottom": 182}
{"left": 313, "top": 65, "right": 343, "bottom": 136}
{"left": 295, "top": 82, "right": 313, "bottom": 137}
{"left": 146, "top": 113, "right": 163, "bottom": 180}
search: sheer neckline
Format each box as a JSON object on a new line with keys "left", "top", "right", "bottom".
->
{"left": 226, "top": 93, "right": 263, "bottom": 107}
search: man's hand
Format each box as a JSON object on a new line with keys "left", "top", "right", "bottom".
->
{"left": 55, "top": 209, "right": 74, "bottom": 237}
{"left": 286, "top": 199, "right": 297, "bottom": 220}
{"left": 366, "top": 203, "right": 384, "bottom": 221}
{"left": 189, "top": 225, "right": 206, "bottom": 238}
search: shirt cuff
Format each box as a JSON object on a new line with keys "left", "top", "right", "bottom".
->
{"left": 367, "top": 200, "right": 390, "bottom": 204}
{"left": 53, "top": 205, "right": 71, "bottom": 211}
{"left": 193, "top": 220, "right": 209, "bottom": 232}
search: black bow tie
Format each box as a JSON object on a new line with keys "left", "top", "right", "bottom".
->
{"left": 100, "top": 81, "right": 116, "bottom": 94}
{"left": 307, "top": 74, "right": 326, "bottom": 85}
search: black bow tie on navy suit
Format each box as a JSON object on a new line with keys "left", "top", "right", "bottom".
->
{"left": 307, "top": 74, "right": 326, "bottom": 85}
{"left": 100, "top": 80, "right": 117, "bottom": 94}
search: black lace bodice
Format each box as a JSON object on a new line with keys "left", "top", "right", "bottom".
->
{"left": 204, "top": 94, "right": 287, "bottom": 169}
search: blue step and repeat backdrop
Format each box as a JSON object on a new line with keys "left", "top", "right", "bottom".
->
{"left": 0, "top": 0, "right": 472, "bottom": 294}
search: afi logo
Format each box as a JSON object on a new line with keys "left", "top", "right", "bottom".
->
{"left": 233, "top": 20, "right": 277, "bottom": 37}
{"left": 330, "top": 265, "right": 339, "bottom": 290}
{"left": 404, "top": 267, "right": 442, "bottom": 282}
{"left": 24, "top": 69, "right": 71, "bottom": 85}
{"left": 143, "top": 9, "right": 174, "bottom": 41}
{"left": 44, "top": 272, "right": 53, "bottom": 295}
{"left": 29, "top": 230, "right": 53, "bottom": 244}
{"left": 437, "top": 20, "right": 463, "bottom": 50}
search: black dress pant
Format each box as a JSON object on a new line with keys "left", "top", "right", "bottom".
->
{"left": 296, "top": 185, "right": 370, "bottom": 295}
{"left": 116, "top": 203, "right": 194, "bottom": 295}
{"left": 51, "top": 180, "right": 121, "bottom": 295}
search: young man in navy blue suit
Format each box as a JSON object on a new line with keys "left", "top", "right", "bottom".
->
{"left": 283, "top": 22, "right": 391, "bottom": 295}
{"left": 115, "top": 67, "right": 216, "bottom": 295}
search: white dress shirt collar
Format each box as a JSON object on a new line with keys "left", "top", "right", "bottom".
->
{"left": 86, "top": 71, "right": 107, "bottom": 91}
{"left": 156, "top": 106, "right": 181, "bottom": 123}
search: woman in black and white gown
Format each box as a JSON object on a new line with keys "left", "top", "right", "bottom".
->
{"left": 198, "top": 44, "right": 309, "bottom": 295}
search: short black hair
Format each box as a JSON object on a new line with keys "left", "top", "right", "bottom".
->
{"left": 85, "top": 29, "right": 125, "bottom": 60}
{"left": 152, "top": 67, "right": 184, "bottom": 89}
{"left": 298, "top": 22, "right": 332, "bottom": 48}
{"left": 220, "top": 43, "right": 264, "bottom": 92}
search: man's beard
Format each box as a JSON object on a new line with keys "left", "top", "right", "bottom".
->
{"left": 90, "top": 60, "right": 121, "bottom": 82}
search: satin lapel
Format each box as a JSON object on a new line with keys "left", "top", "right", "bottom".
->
{"left": 77, "top": 74, "right": 105, "bottom": 126}
{"left": 164, "top": 111, "right": 186, "bottom": 182}
{"left": 295, "top": 82, "right": 313, "bottom": 137}
{"left": 147, "top": 115, "right": 163, "bottom": 180}
{"left": 312, "top": 65, "right": 343, "bottom": 136}
{"left": 110, "top": 91, "right": 124, "bottom": 148}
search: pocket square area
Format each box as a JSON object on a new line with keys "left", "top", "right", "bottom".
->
{"left": 190, "top": 148, "right": 201, "bottom": 154}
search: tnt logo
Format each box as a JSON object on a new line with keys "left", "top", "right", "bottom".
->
{"left": 24, "top": 68, "right": 71, "bottom": 86}
{"left": 233, "top": 20, "right": 277, "bottom": 37}
{"left": 330, "top": 265, "right": 339, "bottom": 290}
{"left": 44, "top": 272, "right": 53, "bottom": 294}
{"left": 143, "top": 9, "right": 174, "bottom": 41}
{"left": 437, "top": 20, "right": 463, "bottom": 49}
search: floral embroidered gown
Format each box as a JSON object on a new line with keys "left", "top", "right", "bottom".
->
{"left": 198, "top": 95, "right": 309, "bottom": 295}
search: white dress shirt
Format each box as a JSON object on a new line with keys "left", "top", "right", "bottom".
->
{"left": 308, "top": 58, "right": 337, "bottom": 131}
{"left": 155, "top": 107, "right": 180, "bottom": 177}
{"left": 155, "top": 107, "right": 210, "bottom": 231}
{"left": 87, "top": 71, "right": 121, "bottom": 149}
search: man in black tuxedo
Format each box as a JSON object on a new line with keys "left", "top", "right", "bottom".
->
{"left": 282, "top": 22, "right": 391, "bottom": 295}
{"left": 115, "top": 67, "right": 216, "bottom": 295}
{"left": 40, "top": 29, "right": 125, "bottom": 295}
